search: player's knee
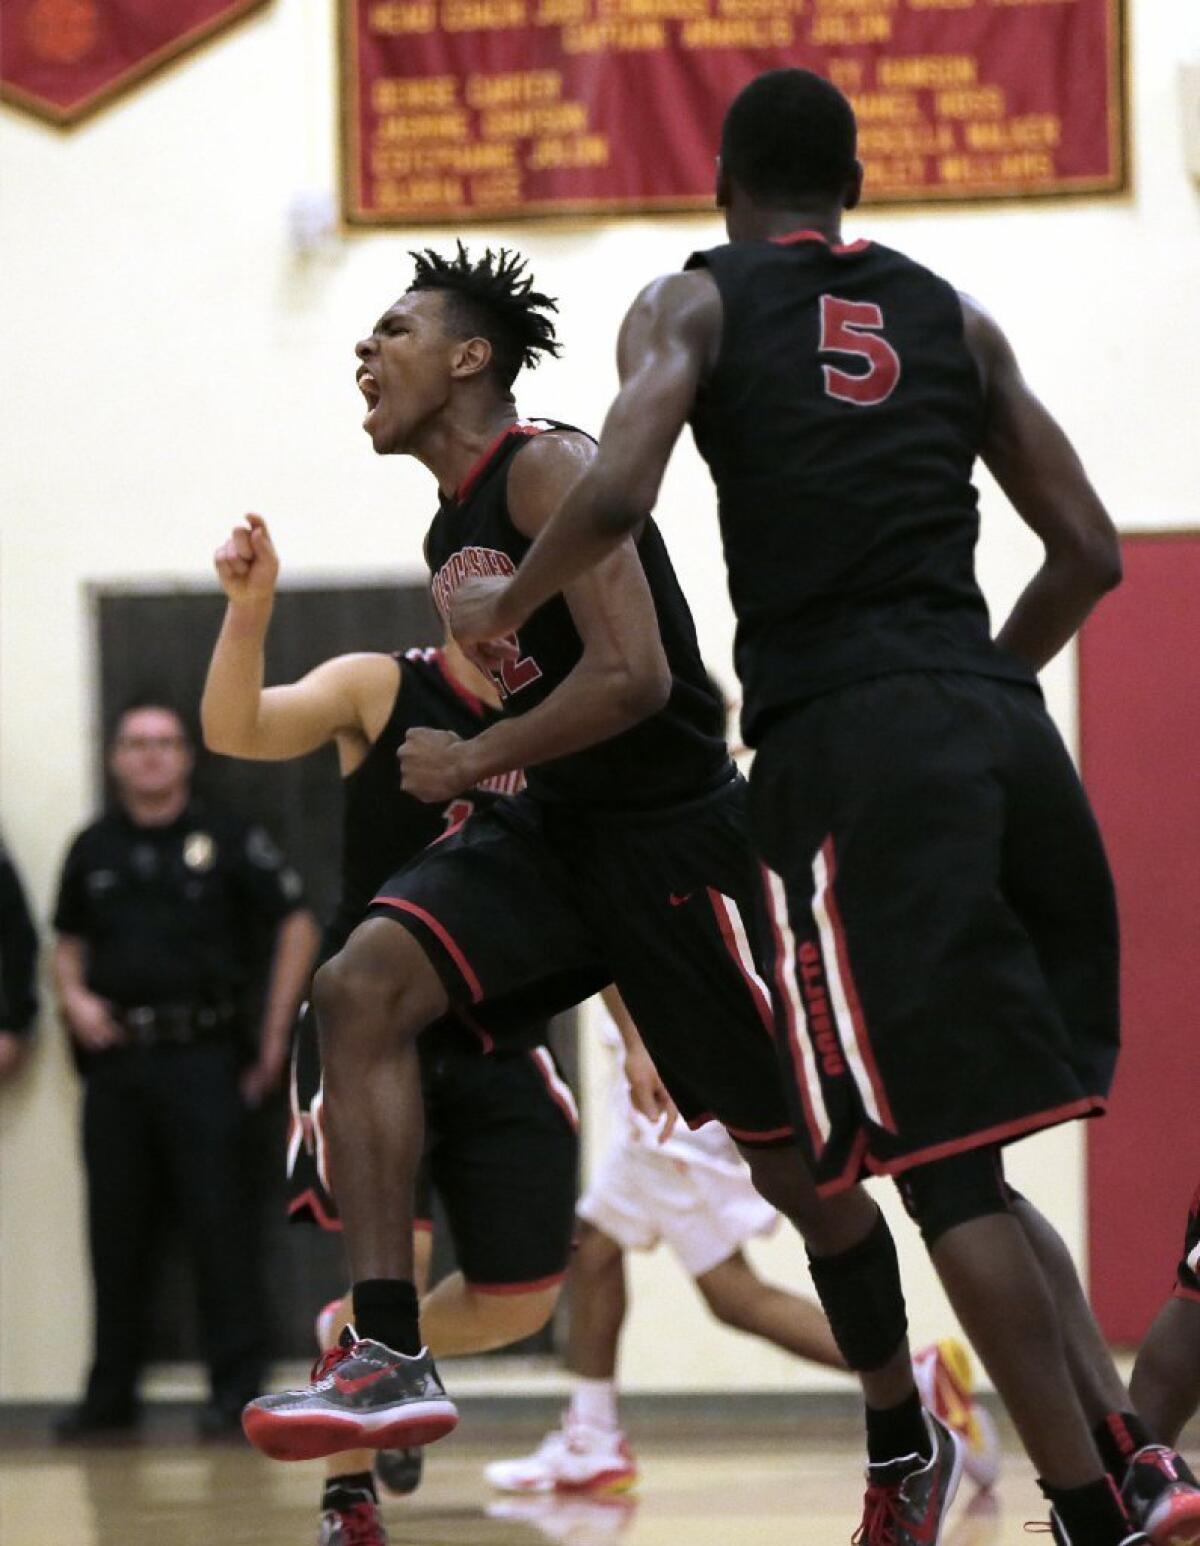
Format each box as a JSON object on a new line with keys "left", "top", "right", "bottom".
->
{"left": 697, "top": 1272, "right": 752, "bottom": 1330}
{"left": 896, "top": 1145, "right": 1011, "bottom": 1250}
{"left": 313, "top": 930, "right": 430, "bottom": 1051}
{"left": 469, "top": 1282, "right": 561, "bottom": 1346}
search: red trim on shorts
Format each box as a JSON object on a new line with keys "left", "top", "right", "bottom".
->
{"left": 812, "top": 1096, "right": 1109, "bottom": 1196}
{"left": 724, "top": 1121, "right": 795, "bottom": 1145}
{"left": 705, "top": 887, "right": 774, "bottom": 1036}
{"left": 820, "top": 838, "right": 897, "bottom": 1133}
{"left": 456, "top": 423, "right": 544, "bottom": 502}
{"left": 431, "top": 648, "right": 487, "bottom": 717}
{"left": 287, "top": 1188, "right": 343, "bottom": 1233}
{"left": 759, "top": 865, "right": 828, "bottom": 1159}
{"left": 528, "top": 1047, "right": 580, "bottom": 1132}
{"left": 769, "top": 229, "right": 872, "bottom": 256}
{"left": 369, "top": 896, "right": 484, "bottom": 1002}
{"left": 466, "top": 1270, "right": 566, "bottom": 1296}
{"left": 414, "top": 1217, "right": 434, "bottom": 1234}
{"left": 1174, "top": 1283, "right": 1200, "bottom": 1303}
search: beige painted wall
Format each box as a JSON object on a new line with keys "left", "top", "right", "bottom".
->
{"left": 1, "top": 0, "right": 1198, "bottom": 1400}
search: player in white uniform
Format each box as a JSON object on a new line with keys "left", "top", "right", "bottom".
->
{"left": 486, "top": 991, "right": 1000, "bottom": 1498}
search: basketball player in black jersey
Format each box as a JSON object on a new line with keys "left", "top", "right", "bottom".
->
{"left": 448, "top": 69, "right": 1200, "bottom": 1546}
{"left": 241, "top": 247, "right": 962, "bottom": 1541}
{"left": 202, "top": 515, "right": 601, "bottom": 1544}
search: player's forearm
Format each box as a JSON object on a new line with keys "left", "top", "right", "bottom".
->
{"left": 996, "top": 546, "right": 1121, "bottom": 672}
{"left": 201, "top": 600, "right": 275, "bottom": 755}
{"left": 503, "top": 468, "right": 646, "bottom": 634}
{"left": 462, "top": 653, "right": 669, "bottom": 786}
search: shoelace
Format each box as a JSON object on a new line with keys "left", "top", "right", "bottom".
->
{"left": 333, "top": 1501, "right": 383, "bottom": 1545}
{"left": 311, "top": 1341, "right": 356, "bottom": 1382}
{"left": 851, "top": 1483, "right": 903, "bottom": 1546}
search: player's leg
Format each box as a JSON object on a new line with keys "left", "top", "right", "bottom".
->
{"left": 1131, "top": 1300, "right": 1200, "bottom": 1448}
{"left": 693, "top": 1249, "right": 843, "bottom": 1367}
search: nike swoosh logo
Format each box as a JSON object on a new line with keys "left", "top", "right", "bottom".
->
{"left": 332, "top": 1367, "right": 391, "bottom": 1395}
{"left": 669, "top": 892, "right": 693, "bottom": 907}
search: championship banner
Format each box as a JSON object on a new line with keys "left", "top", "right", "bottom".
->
{"left": 341, "top": 0, "right": 1124, "bottom": 224}
{"left": 0, "top": 0, "right": 271, "bottom": 127}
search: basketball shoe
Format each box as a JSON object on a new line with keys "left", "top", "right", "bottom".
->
{"left": 912, "top": 1338, "right": 1001, "bottom": 1491}
{"left": 318, "top": 1493, "right": 388, "bottom": 1545}
{"left": 242, "top": 1327, "right": 457, "bottom": 1462}
{"left": 484, "top": 1420, "right": 638, "bottom": 1495}
{"left": 375, "top": 1446, "right": 424, "bottom": 1496}
{"left": 854, "top": 1410, "right": 964, "bottom": 1545}
{"left": 1121, "top": 1445, "right": 1200, "bottom": 1546}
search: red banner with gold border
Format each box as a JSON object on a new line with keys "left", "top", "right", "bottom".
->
{"left": 341, "top": 0, "right": 1124, "bottom": 223}
{"left": 0, "top": 0, "right": 271, "bottom": 127}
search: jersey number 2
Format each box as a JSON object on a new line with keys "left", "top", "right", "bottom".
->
{"left": 818, "top": 295, "right": 901, "bottom": 407}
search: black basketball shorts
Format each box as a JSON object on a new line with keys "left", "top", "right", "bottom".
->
{"left": 748, "top": 671, "right": 1120, "bottom": 1195}
{"left": 365, "top": 778, "right": 795, "bottom": 1147}
{"left": 287, "top": 1006, "right": 577, "bottom": 1290}
{"left": 1176, "top": 1182, "right": 1200, "bottom": 1302}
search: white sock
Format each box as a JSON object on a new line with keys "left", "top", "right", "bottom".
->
{"left": 568, "top": 1378, "right": 619, "bottom": 1433}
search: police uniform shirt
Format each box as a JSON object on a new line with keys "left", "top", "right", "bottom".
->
{"left": 53, "top": 801, "right": 305, "bottom": 1008}
{"left": 0, "top": 834, "right": 38, "bottom": 1035}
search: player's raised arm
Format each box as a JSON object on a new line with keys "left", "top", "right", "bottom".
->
{"left": 201, "top": 514, "right": 396, "bottom": 765}
{"left": 448, "top": 270, "right": 722, "bottom": 648}
{"left": 962, "top": 296, "right": 1122, "bottom": 672}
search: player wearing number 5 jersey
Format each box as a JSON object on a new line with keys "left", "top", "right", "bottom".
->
{"left": 447, "top": 68, "right": 1200, "bottom": 1546}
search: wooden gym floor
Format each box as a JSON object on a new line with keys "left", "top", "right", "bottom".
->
{"left": 9, "top": 1418, "right": 1192, "bottom": 1545}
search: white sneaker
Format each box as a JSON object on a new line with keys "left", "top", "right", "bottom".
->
{"left": 484, "top": 1421, "right": 639, "bottom": 1496}
{"left": 912, "top": 1338, "right": 1001, "bottom": 1492}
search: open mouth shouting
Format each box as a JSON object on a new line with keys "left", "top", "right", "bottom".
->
{"left": 357, "top": 365, "right": 382, "bottom": 428}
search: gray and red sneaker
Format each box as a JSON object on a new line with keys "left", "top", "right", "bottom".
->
{"left": 1121, "top": 1446, "right": 1200, "bottom": 1546}
{"left": 853, "top": 1411, "right": 964, "bottom": 1545}
{"left": 242, "top": 1328, "right": 457, "bottom": 1462}
{"left": 318, "top": 1494, "right": 388, "bottom": 1545}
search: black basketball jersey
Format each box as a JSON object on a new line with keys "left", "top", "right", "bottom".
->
{"left": 329, "top": 646, "right": 517, "bottom": 953}
{"left": 425, "top": 420, "right": 733, "bottom": 810}
{"left": 685, "top": 232, "right": 1034, "bottom": 742}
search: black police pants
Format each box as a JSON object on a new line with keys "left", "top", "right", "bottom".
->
{"left": 81, "top": 1042, "right": 264, "bottom": 1415}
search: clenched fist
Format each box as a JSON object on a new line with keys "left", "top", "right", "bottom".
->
{"left": 398, "top": 728, "right": 475, "bottom": 803}
{"left": 214, "top": 514, "right": 279, "bottom": 606}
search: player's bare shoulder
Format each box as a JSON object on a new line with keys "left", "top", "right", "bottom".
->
{"left": 319, "top": 650, "right": 403, "bottom": 750}
{"left": 507, "top": 428, "right": 596, "bottom": 536}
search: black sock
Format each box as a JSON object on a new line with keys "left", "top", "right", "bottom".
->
{"left": 865, "top": 1389, "right": 930, "bottom": 1467}
{"left": 353, "top": 1279, "right": 421, "bottom": 1356}
{"left": 1094, "top": 1410, "right": 1157, "bottom": 1484}
{"left": 1040, "top": 1475, "right": 1132, "bottom": 1544}
{"left": 322, "top": 1471, "right": 377, "bottom": 1510}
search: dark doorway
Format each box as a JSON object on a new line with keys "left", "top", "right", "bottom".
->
{"left": 93, "top": 581, "right": 578, "bottom": 1365}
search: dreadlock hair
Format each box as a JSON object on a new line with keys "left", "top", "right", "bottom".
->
{"left": 407, "top": 242, "right": 561, "bottom": 390}
{"left": 721, "top": 69, "right": 858, "bottom": 205}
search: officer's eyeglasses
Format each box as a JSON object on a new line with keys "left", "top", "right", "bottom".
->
{"left": 115, "top": 735, "right": 187, "bottom": 752}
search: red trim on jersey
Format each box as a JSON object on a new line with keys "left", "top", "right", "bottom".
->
{"left": 466, "top": 1270, "right": 567, "bottom": 1297}
{"left": 1174, "top": 1284, "right": 1200, "bottom": 1303}
{"left": 431, "top": 648, "right": 487, "bottom": 718}
{"left": 809, "top": 1096, "right": 1108, "bottom": 1195}
{"left": 770, "top": 229, "right": 872, "bottom": 256}
{"left": 705, "top": 886, "right": 774, "bottom": 1037}
{"left": 414, "top": 1217, "right": 434, "bottom": 1235}
{"left": 370, "top": 895, "right": 484, "bottom": 1002}
{"left": 455, "top": 422, "right": 544, "bottom": 502}
{"left": 287, "top": 1188, "right": 343, "bottom": 1233}
{"left": 820, "top": 838, "right": 897, "bottom": 1133}
{"left": 455, "top": 1005, "right": 496, "bottom": 1054}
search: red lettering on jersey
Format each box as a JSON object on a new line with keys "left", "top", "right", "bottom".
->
{"left": 818, "top": 294, "right": 901, "bottom": 408}
{"left": 441, "top": 798, "right": 475, "bottom": 839}
{"left": 430, "top": 545, "right": 544, "bottom": 700}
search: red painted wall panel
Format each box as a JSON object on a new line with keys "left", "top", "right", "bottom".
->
{"left": 1080, "top": 533, "right": 1200, "bottom": 1344}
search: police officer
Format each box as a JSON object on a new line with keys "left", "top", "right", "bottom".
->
{"left": 0, "top": 830, "right": 38, "bottom": 1082}
{"left": 52, "top": 699, "right": 319, "bottom": 1437}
